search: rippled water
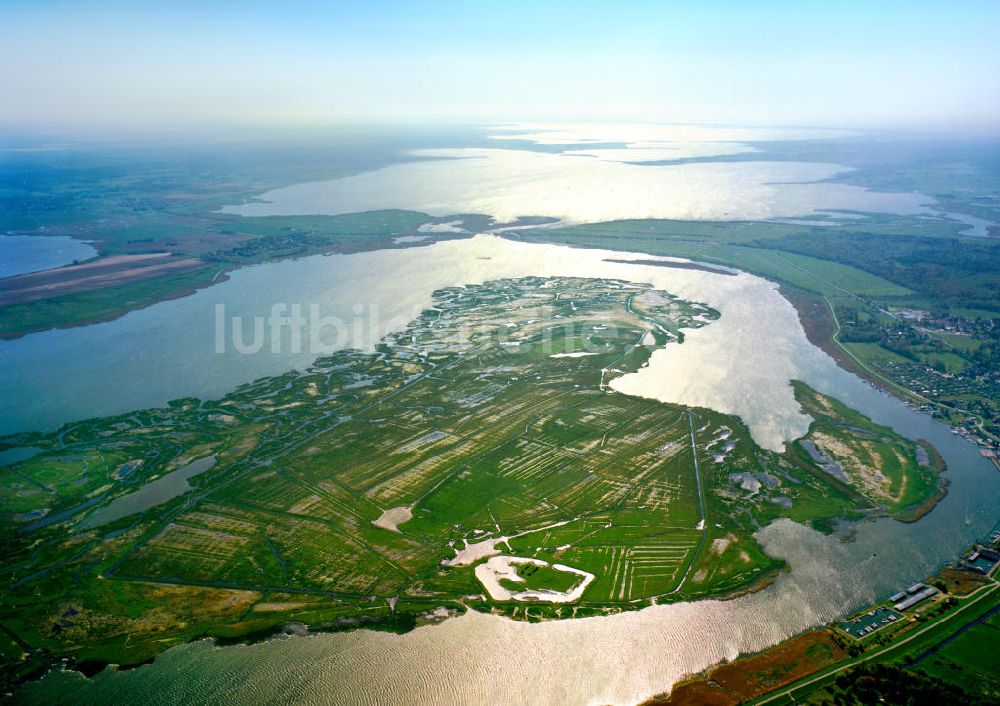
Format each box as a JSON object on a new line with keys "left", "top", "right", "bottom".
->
{"left": 18, "top": 442, "right": 997, "bottom": 705}
{"left": 12, "top": 236, "right": 1000, "bottom": 705}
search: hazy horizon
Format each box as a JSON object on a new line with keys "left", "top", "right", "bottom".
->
{"left": 2, "top": 0, "right": 999, "bottom": 133}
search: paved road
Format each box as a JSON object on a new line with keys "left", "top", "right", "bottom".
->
{"left": 670, "top": 411, "right": 707, "bottom": 594}
{"left": 754, "top": 580, "right": 1000, "bottom": 704}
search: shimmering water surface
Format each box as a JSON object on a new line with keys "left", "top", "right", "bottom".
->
{"left": 10, "top": 236, "right": 1000, "bottom": 705}
{"left": 223, "top": 150, "right": 930, "bottom": 225}
{"left": 8, "top": 125, "right": 996, "bottom": 704}
{"left": 0, "top": 236, "right": 876, "bottom": 449}
{"left": 222, "top": 124, "right": 931, "bottom": 225}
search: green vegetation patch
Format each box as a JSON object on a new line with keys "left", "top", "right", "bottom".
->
{"left": 792, "top": 381, "right": 946, "bottom": 519}
{"left": 0, "top": 276, "right": 944, "bottom": 676}
{"left": 499, "top": 562, "right": 583, "bottom": 594}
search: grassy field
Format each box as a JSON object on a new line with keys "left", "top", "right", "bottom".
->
{"left": 845, "top": 341, "right": 918, "bottom": 366}
{"left": 0, "top": 266, "right": 221, "bottom": 338}
{"left": 0, "top": 275, "right": 944, "bottom": 677}
{"left": 644, "top": 630, "right": 847, "bottom": 706}
{"left": 917, "top": 609, "right": 1000, "bottom": 697}
{"left": 501, "top": 562, "right": 582, "bottom": 594}
{"left": 512, "top": 226, "right": 914, "bottom": 300}
{"left": 765, "top": 583, "right": 1000, "bottom": 705}
{"left": 642, "top": 578, "right": 1000, "bottom": 706}
{"left": 792, "top": 381, "right": 946, "bottom": 520}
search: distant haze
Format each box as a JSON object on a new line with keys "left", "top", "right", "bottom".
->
{"left": 1, "top": 0, "right": 999, "bottom": 132}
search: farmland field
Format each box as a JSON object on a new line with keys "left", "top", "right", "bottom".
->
{"left": 0, "top": 276, "right": 946, "bottom": 672}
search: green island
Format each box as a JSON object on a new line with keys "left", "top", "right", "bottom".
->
{"left": 791, "top": 381, "right": 946, "bottom": 522}
{"left": 3, "top": 136, "right": 997, "bottom": 459}
{"left": 0, "top": 276, "right": 945, "bottom": 686}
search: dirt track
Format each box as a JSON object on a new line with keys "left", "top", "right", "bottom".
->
{"left": 0, "top": 253, "right": 206, "bottom": 306}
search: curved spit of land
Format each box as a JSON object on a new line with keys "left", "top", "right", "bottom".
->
{"left": 0, "top": 276, "right": 947, "bottom": 678}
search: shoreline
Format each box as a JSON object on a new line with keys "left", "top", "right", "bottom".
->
{"left": 0, "top": 229, "right": 466, "bottom": 340}
{"left": 603, "top": 257, "right": 738, "bottom": 276}
{"left": 640, "top": 555, "right": 998, "bottom": 705}
{"left": 7, "top": 493, "right": 972, "bottom": 699}
{"left": 15, "top": 561, "right": 791, "bottom": 692}
{"left": 893, "top": 440, "right": 950, "bottom": 524}
{"left": 1, "top": 233, "right": 976, "bottom": 699}
{"left": 0, "top": 269, "right": 231, "bottom": 341}
{"left": 777, "top": 283, "right": 902, "bottom": 400}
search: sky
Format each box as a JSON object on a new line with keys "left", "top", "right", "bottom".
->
{"left": 1, "top": 0, "right": 999, "bottom": 132}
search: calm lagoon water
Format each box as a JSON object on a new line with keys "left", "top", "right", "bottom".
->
{"left": 80, "top": 456, "right": 217, "bottom": 529}
{"left": 0, "top": 234, "right": 96, "bottom": 279}
{"left": 0, "top": 446, "right": 43, "bottom": 466}
{"left": 223, "top": 150, "right": 930, "bottom": 225}
{"left": 938, "top": 211, "right": 996, "bottom": 237}
{"left": 222, "top": 123, "right": 930, "bottom": 225}
{"left": 10, "top": 235, "right": 1000, "bottom": 705}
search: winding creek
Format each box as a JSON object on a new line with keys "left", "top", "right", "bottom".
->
{"left": 8, "top": 235, "right": 1000, "bottom": 705}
